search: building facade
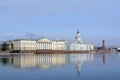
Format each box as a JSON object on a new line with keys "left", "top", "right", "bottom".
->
{"left": 0, "top": 42, "right": 2, "bottom": 51}
{"left": 75, "top": 30, "right": 83, "bottom": 43}
{"left": 52, "top": 40, "right": 67, "bottom": 50}
{"left": 69, "top": 43, "right": 94, "bottom": 50}
{"left": 69, "top": 30, "right": 94, "bottom": 51}
{"left": 36, "top": 38, "right": 67, "bottom": 50}
{"left": 13, "top": 39, "right": 36, "bottom": 51}
{"left": 36, "top": 38, "right": 53, "bottom": 50}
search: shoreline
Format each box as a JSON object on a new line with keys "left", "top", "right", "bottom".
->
{"left": 0, "top": 49, "right": 116, "bottom": 56}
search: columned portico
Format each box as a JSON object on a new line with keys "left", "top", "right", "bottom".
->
{"left": 37, "top": 39, "right": 53, "bottom": 50}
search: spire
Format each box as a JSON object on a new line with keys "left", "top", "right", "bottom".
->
{"left": 77, "top": 29, "right": 80, "bottom": 33}
{"left": 75, "top": 30, "right": 83, "bottom": 43}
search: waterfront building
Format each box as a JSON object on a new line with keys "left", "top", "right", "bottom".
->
{"left": 36, "top": 38, "right": 67, "bottom": 50}
{"left": 0, "top": 41, "right": 3, "bottom": 51}
{"left": 97, "top": 40, "right": 106, "bottom": 50}
{"left": 0, "top": 41, "right": 13, "bottom": 51}
{"left": 69, "top": 43, "right": 94, "bottom": 51}
{"left": 52, "top": 40, "right": 67, "bottom": 50}
{"left": 13, "top": 39, "right": 36, "bottom": 51}
{"left": 69, "top": 30, "right": 94, "bottom": 51}
{"left": 6, "top": 41, "right": 13, "bottom": 50}
{"left": 75, "top": 30, "right": 83, "bottom": 43}
{"left": 36, "top": 38, "right": 53, "bottom": 50}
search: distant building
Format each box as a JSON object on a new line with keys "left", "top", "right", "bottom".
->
{"left": 117, "top": 47, "right": 120, "bottom": 52}
{"left": 13, "top": 39, "right": 36, "bottom": 51}
{"left": 97, "top": 40, "right": 106, "bottom": 50}
{"left": 69, "top": 43, "right": 94, "bottom": 51}
{"left": 12, "top": 30, "right": 94, "bottom": 51}
{"left": 69, "top": 30, "right": 94, "bottom": 51}
{"left": 36, "top": 38, "right": 53, "bottom": 50}
{"left": 75, "top": 30, "right": 83, "bottom": 44}
{"left": 6, "top": 41, "right": 13, "bottom": 50}
{"left": 0, "top": 41, "right": 3, "bottom": 51}
{"left": 52, "top": 40, "right": 67, "bottom": 50}
{"left": 0, "top": 41, "right": 13, "bottom": 51}
{"left": 36, "top": 38, "right": 67, "bottom": 50}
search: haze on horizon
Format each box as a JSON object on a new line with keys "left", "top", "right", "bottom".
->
{"left": 0, "top": 0, "right": 120, "bottom": 47}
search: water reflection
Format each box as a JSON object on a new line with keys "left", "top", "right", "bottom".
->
{"left": 0, "top": 53, "right": 94, "bottom": 72}
{"left": 1, "top": 53, "right": 120, "bottom": 80}
{"left": 102, "top": 53, "right": 106, "bottom": 64}
{"left": 12, "top": 54, "right": 36, "bottom": 68}
{"left": 0, "top": 57, "right": 9, "bottom": 65}
{"left": 68, "top": 54, "right": 94, "bottom": 75}
{"left": 17, "top": 54, "right": 93, "bottom": 69}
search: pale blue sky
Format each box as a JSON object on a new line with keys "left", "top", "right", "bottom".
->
{"left": 0, "top": 0, "right": 120, "bottom": 46}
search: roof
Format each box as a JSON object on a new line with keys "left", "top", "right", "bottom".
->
{"left": 37, "top": 38, "right": 52, "bottom": 42}
{"left": 13, "top": 39, "right": 36, "bottom": 41}
{"left": 37, "top": 38, "right": 67, "bottom": 42}
{"left": 53, "top": 40, "right": 67, "bottom": 42}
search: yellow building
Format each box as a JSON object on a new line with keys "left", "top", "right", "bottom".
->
{"left": 13, "top": 39, "right": 36, "bottom": 51}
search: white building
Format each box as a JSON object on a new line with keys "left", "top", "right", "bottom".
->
{"left": 36, "top": 38, "right": 53, "bottom": 50}
{"left": 13, "top": 39, "right": 36, "bottom": 51}
{"left": 75, "top": 30, "right": 83, "bottom": 43}
{"left": 36, "top": 38, "right": 67, "bottom": 50}
{"left": 69, "top": 30, "right": 94, "bottom": 51}
{"left": 53, "top": 40, "right": 67, "bottom": 50}
{"left": 69, "top": 43, "right": 94, "bottom": 50}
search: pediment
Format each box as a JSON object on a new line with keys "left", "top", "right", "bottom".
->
{"left": 38, "top": 38, "right": 52, "bottom": 42}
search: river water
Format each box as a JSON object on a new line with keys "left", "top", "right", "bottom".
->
{"left": 0, "top": 53, "right": 120, "bottom": 80}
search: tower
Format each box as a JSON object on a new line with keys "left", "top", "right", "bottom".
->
{"left": 75, "top": 30, "right": 83, "bottom": 43}
{"left": 102, "top": 40, "right": 105, "bottom": 48}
